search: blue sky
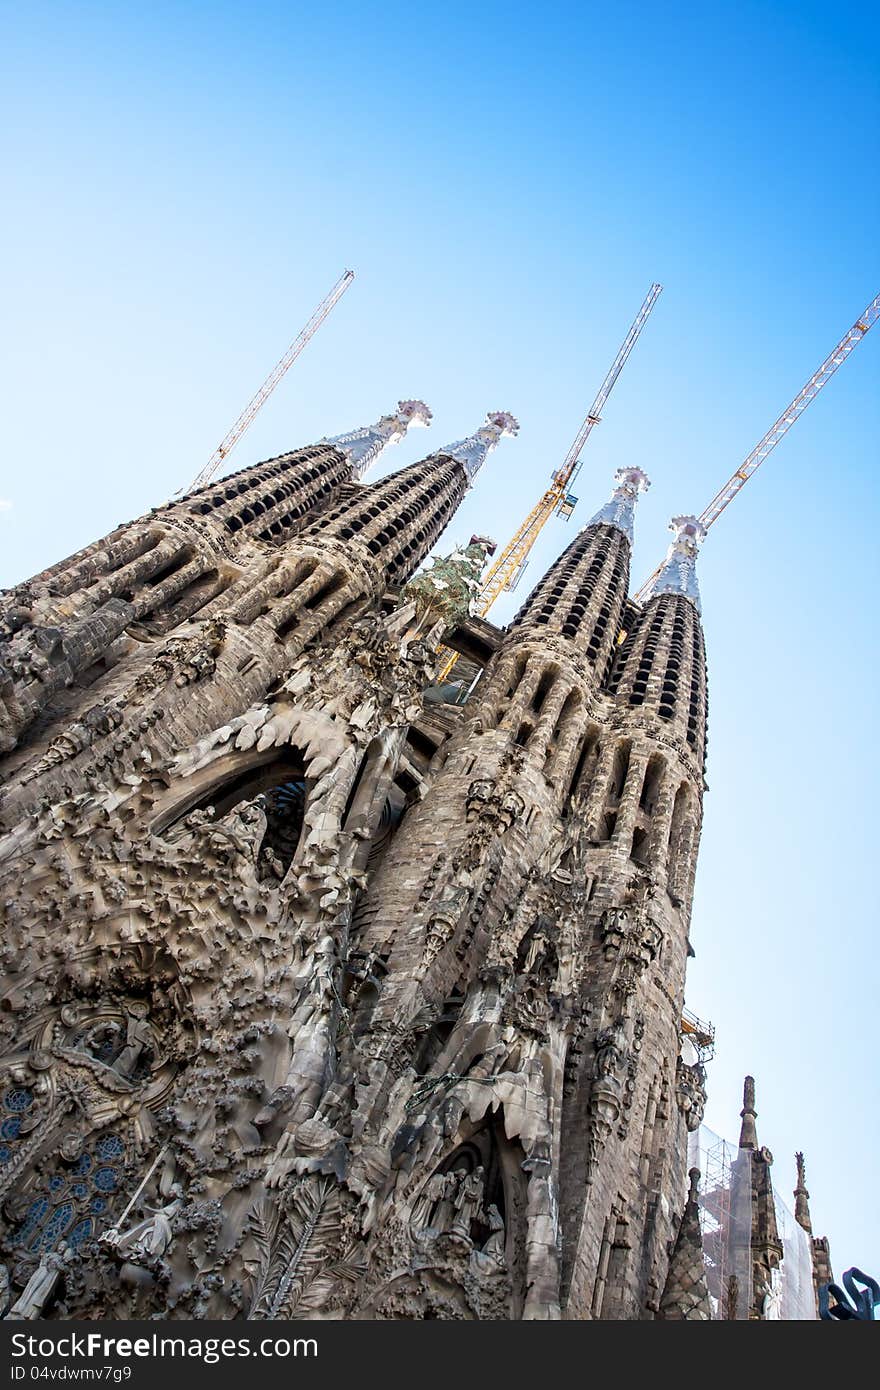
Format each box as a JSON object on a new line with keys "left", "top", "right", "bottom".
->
{"left": 2, "top": 2, "right": 878, "bottom": 1279}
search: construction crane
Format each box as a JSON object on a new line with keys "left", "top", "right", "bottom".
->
{"left": 186, "top": 269, "right": 355, "bottom": 494}
{"left": 438, "top": 282, "right": 662, "bottom": 679}
{"left": 634, "top": 290, "right": 880, "bottom": 604}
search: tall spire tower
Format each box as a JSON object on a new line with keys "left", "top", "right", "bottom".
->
{"left": 0, "top": 410, "right": 517, "bottom": 823}
{"left": 0, "top": 401, "right": 432, "bottom": 758}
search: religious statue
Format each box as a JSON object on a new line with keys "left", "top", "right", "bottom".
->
{"left": 451, "top": 1166, "right": 485, "bottom": 1241}
{"left": 595, "top": 1021, "right": 627, "bottom": 1081}
{"left": 102, "top": 1186, "right": 184, "bottom": 1264}
{"left": 761, "top": 1267, "right": 782, "bottom": 1320}
{"left": 522, "top": 922, "right": 551, "bottom": 974}
{"left": 471, "top": 1204, "right": 506, "bottom": 1275}
{"left": 5, "top": 1246, "right": 71, "bottom": 1320}
{"left": 410, "top": 1171, "right": 448, "bottom": 1234}
{"left": 427, "top": 1170, "right": 461, "bottom": 1236}
{"left": 113, "top": 1001, "right": 153, "bottom": 1079}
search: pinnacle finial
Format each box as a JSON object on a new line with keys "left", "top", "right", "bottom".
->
{"left": 323, "top": 399, "right": 433, "bottom": 478}
{"left": 739, "top": 1074, "right": 758, "bottom": 1150}
{"left": 794, "top": 1151, "right": 813, "bottom": 1233}
{"left": 395, "top": 399, "right": 433, "bottom": 429}
{"left": 438, "top": 411, "right": 519, "bottom": 484}
{"left": 646, "top": 514, "right": 706, "bottom": 613}
{"left": 586, "top": 466, "right": 651, "bottom": 545}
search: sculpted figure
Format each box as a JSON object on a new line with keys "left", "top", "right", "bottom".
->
{"left": 465, "top": 779, "right": 495, "bottom": 822}
{"left": 102, "top": 1186, "right": 184, "bottom": 1263}
{"left": 599, "top": 905, "right": 630, "bottom": 955}
{"left": 410, "top": 1171, "right": 448, "bottom": 1233}
{"left": 6, "top": 1246, "right": 71, "bottom": 1320}
{"left": 429, "top": 1170, "right": 461, "bottom": 1235}
{"left": 169, "top": 805, "right": 216, "bottom": 842}
{"left": 472, "top": 1203, "right": 506, "bottom": 1274}
{"left": 113, "top": 1001, "right": 153, "bottom": 1079}
{"left": 421, "top": 885, "right": 469, "bottom": 970}
{"left": 522, "top": 925, "right": 547, "bottom": 974}
{"left": 595, "top": 1022, "right": 627, "bottom": 1080}
{"left": 216, "top": 799, "right": 267, "bottom": 860}
{"left": 498, "top": 790, "right": 525, "bottom": 830}
{"left": 451, "top": 1166, "right": 485, "bottom": 1241}
{"left": 761, "top": 1269, "right": 782, "bottom": 1321}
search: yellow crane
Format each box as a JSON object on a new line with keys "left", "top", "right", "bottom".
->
{"left": 634, "top": 290, "right": 880, "bottom": 604}
{"left": 186, "top": 269, "right": 355, "bottom": 494}
{"left": 438, "top": 283, "right": 662, "bottom": 679}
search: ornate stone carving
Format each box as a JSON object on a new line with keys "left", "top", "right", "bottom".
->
{"left": 0, "top": 425, "right": 740, "bottom": 1325}
{"left": 675, "top": 1057, "right": 707, "bottom": 1133}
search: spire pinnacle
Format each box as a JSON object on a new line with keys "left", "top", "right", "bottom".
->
{"left": 794, "top": 1151, "right": 813, "bottom": 1233}
{"left": 657, "top": 1169, "right": 712, "bottom": 1320}
{"left": 647, "top": 514, "right": 706, "bottom": 613}
{"left": 586, "top": 466, "right": 650, "bottom": 545}
{"left": 439, "top": 411, "right": 519, "bottom": 484}
{"left": 739, "top": 1074, "right": 758, "bottom": 1150}
{"left": 323, "top": 399, "right": 433, "bottom": 479}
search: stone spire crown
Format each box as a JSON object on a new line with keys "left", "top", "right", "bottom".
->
{"left": 585, "top": 466, "right": 650, "bottom": 545}
{"left": 438, "top": 411, "right": 519, "bottom": 484}
{"left": 322, "top": 398, "right": 433, "bottom": 478}
{"left": 739, "top": 1074, "right": 758, "bottom": 1150}
{"left": 648, "top": 515, "right": 706, "bottom": 614}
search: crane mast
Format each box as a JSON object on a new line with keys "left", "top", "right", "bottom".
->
{"left": 633, "top": 290, "right": 880, "bottom": 604}
{"left": 437, "top": 283, "right": 662, "bottom": 680}
{"left": 186, "top": 269, "right": 355, "bottom": 494}
{"left": 480, "top": 282, "right": 662, "bottom": 610}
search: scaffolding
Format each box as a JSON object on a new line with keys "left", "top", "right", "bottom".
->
{"left": 688, "top": 1124, "right": 753, "bottom": 1319}
{"left": 687, "top": 1123, "right": 816, "bottom": 1319}
{"left": 680, "top": 1007, "right": 715, "bottom": 1062}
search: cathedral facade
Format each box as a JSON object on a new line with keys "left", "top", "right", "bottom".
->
{"left": 0, "top": 402, "right": 822, "bottom": 1319}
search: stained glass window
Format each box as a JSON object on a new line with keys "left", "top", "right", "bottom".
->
{"left": 10, "top": 1133, "right": 126, "bottom": 1253}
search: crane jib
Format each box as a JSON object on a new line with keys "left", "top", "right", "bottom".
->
{"left": 632, "top": 290, "right": 880, "bottom": 605}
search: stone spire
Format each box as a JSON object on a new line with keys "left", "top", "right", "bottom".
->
{"left": 323, "top": 398, "right": 433, "bottom": 478}
{"left": 647, "top": 515, "right": 706, "bottom": 614}
{"left": 509, "top": 465, "right": 648, "bottom": 673}
{"left": 739, "top": 1075, "right": 758, "bottom": 1150}
{"left": 437, "top": 411, "right": 520, "bottom": 484}
{"left": 743, "top": 1082, "right": 783, "bottom": 1317}
{"left": 793, "top": 1151, "right": 813, "bottom": 1234}
{"left": 657, "top": 1169, "right": 712, "bottom": 1320}
{"left": 793, "top": 1149, "right": 835, "bottom": 1311}
{"left": 607, "top": 504, "right": 709, "bottom": 769}
{"left": 585, "top": 466, "right": 650, "bottom": 545}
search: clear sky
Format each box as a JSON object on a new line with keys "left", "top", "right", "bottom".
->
{"left": 2, "top": 1, "right": 878, "bottom": 1279}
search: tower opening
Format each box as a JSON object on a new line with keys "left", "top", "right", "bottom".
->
{"left": 639, "top": 754, "right": 666, "bottom": 815}
{"left": 565, "top": 725, "right": 599, "bottom": 809}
